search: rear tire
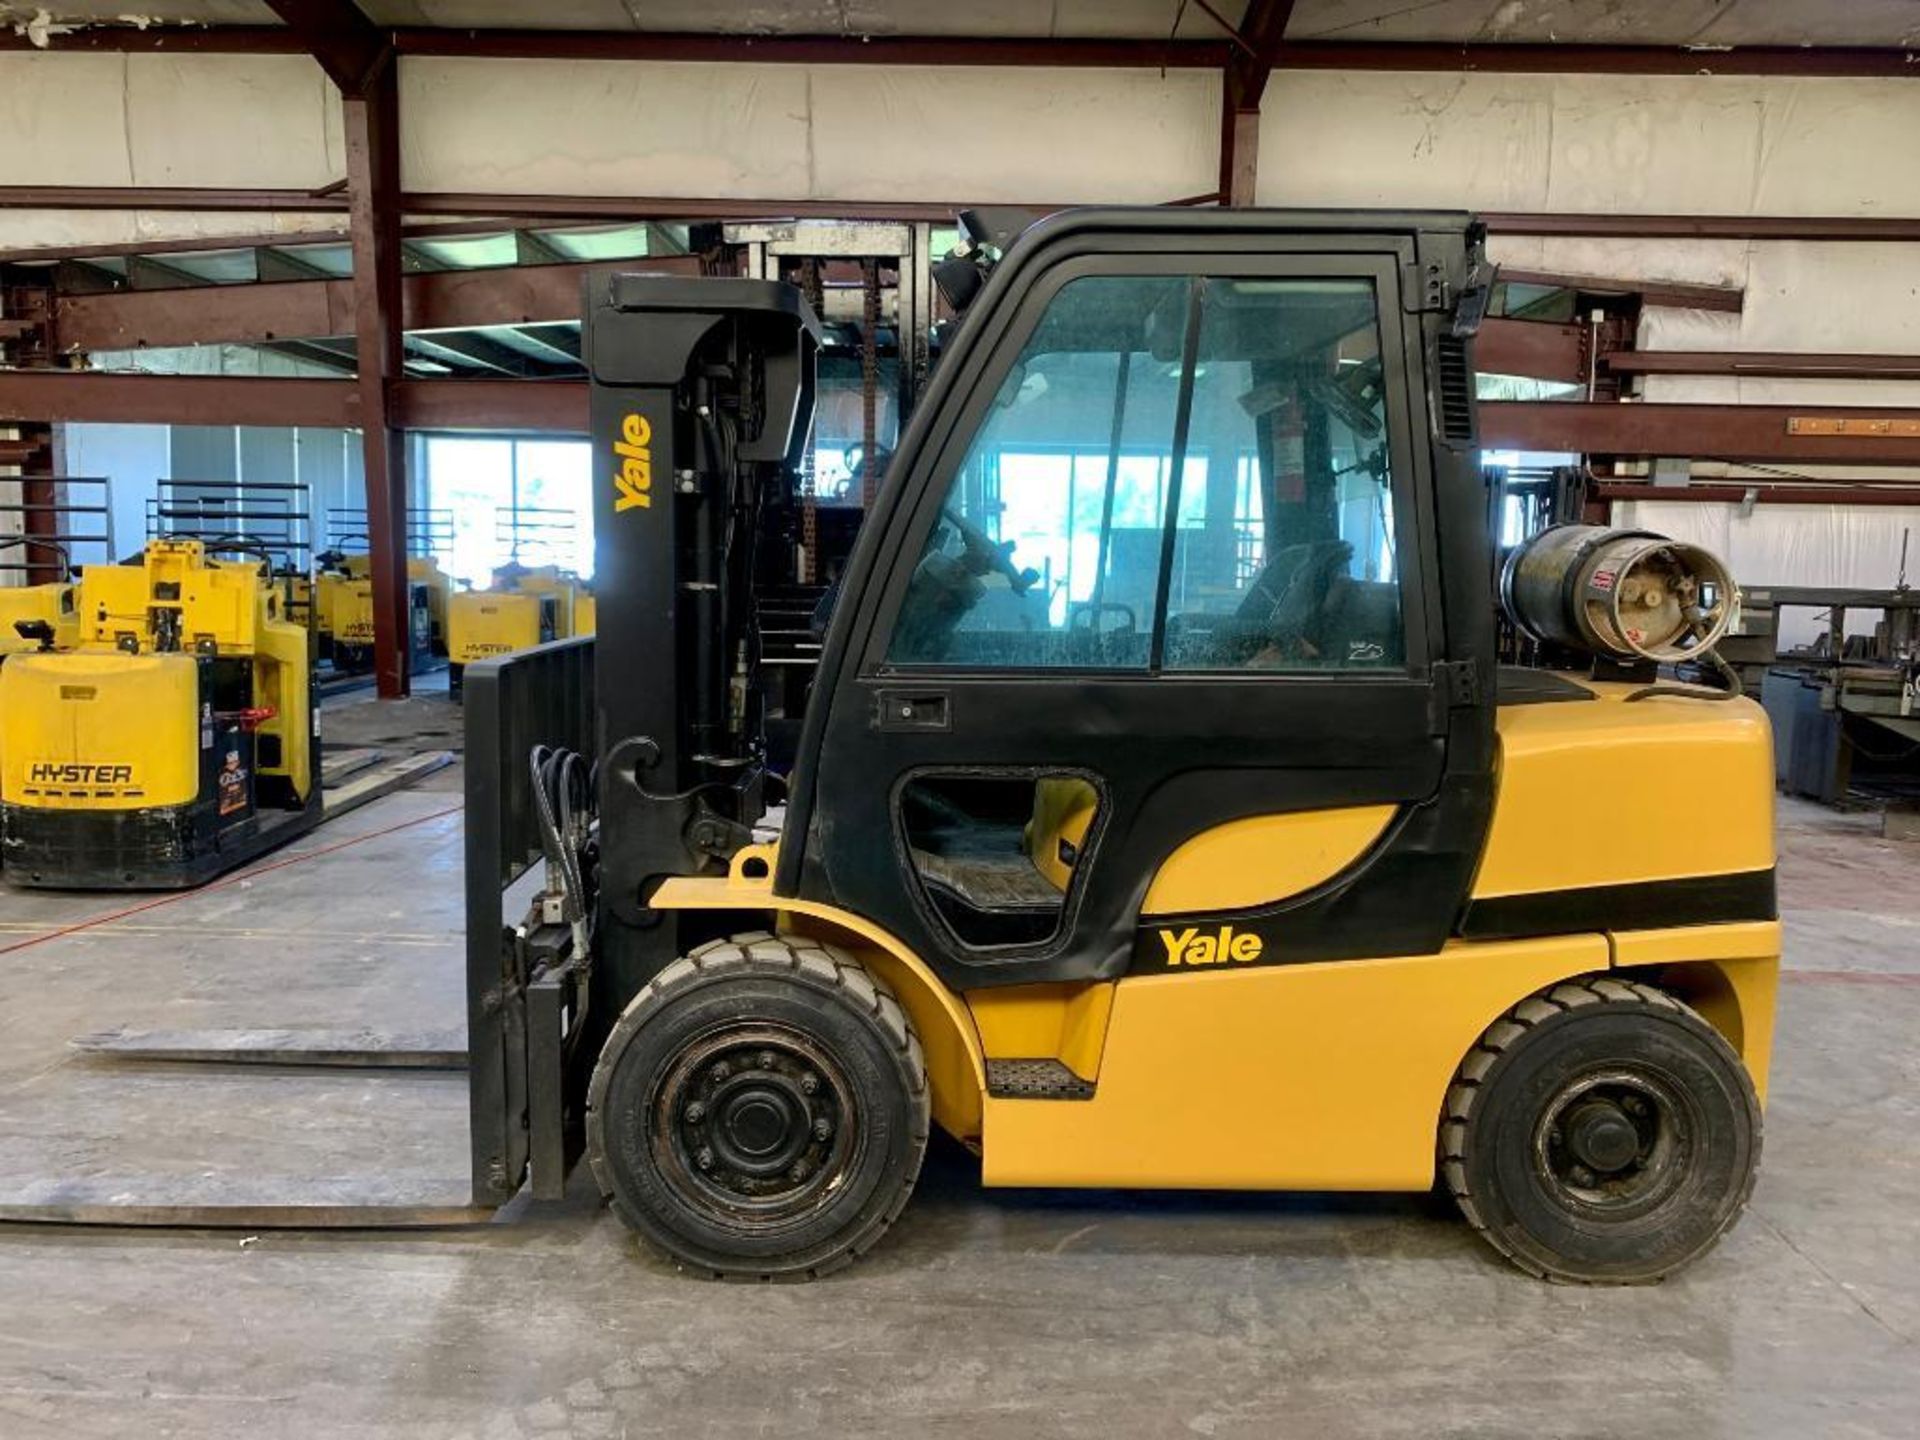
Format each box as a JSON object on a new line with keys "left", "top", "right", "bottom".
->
{"left": 1442, "top": 977, "right": 1761, "bottom": 1284}
{"left": 586, "top": 932, "right": 929, "bottom": 1280}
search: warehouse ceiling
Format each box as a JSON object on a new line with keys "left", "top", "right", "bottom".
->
{"left": 4, "top": 0, "right": 1919, "bottom": 46}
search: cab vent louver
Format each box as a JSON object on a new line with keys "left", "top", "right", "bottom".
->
{"left": 1435, "top": 335, "right": 1476, "bottom": 444}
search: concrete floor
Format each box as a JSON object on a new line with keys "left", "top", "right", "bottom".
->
{"left": 0, "top": 717, "right": 1915, "bottom": 1437}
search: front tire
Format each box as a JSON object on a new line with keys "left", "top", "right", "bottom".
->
{"left": 1443, "top": 977, "right": 1761, "bottom": 1284}
{"left": 586, "top": 932, "right": 929, "bottom": 1280}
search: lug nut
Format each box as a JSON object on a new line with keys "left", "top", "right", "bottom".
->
{"left": 684, "top": 1101, "right": 706, "bottom": 1124}
{"left": 813, "top": 1117, "right": 833, "bottom": 1142}
{"left": 1570, "top": 1164, "right": 1596, "bottom": 1188}
{"left": 711, "top": 1062, "right": 731, "bottom": 1082}
{"left": 1622, "top": 1096, "right": 1646, "bottom": 1117}
{"left": 799, "top": 1073, "right": 819, "bottom": 1095}
{"left": 757, "top": 1051, "right": 775, "bottom": 1070}
{"left": 695, "top": 1147, "right": 715, "bottom": 1171}
{"left": 789, "top": 1161, "right": 811, "bottom": 1182}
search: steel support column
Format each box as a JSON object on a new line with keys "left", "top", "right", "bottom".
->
{"left": 343, "top": 62, "right": 410, "bottom": 698}
{"left": 1213, "top": 1, "right": 1295, "bottom": 208}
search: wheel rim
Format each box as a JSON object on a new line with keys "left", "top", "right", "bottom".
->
{"left": 648, "top": 1022, "right": 860, "bottom": 1231}
{"left": 1531, "top": 1067, "right": 1695, "bottom": 1219}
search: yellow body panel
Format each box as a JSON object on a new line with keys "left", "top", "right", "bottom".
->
{"left": 448, "top": 590, "right": 547, "bottom": 665}
{"left": 1614, "top": 921, "right": 1781, "bottom": 1105}
{"left": 1026, "top": 776, "right": 1098, "bottom": 891}
{"left": 255, "top": 606, "right": 313, "bottom": 801}
{"left": 965, "top": 982, "right": 1116, "bottom": 1081}
{"left": 1476, "top": 682, "right": 1775, "bottom": 898}
{"left": 651, "top": 848, "right": 989, "bottom": 1143}
{"left": 573, "top": 592, "right": 596, "bottom": 637}
{"left": 646, "top": 838, "right": 1781, "bottom": 1184}
{"left": 981, "top": 935, "right": 1610, "bottom": 1190}
{"left": 317, "top": 572, "right": 376, "bottom": 647}
{"left": 0, "top": 651, "right": 200, "bottom": 807}
{"left": 1142, "top": 804, "right": 1399, "bottom": 915}
{"left": 80, "top": 542, "right": 262, "bottom": 652}
{"left": 511, "top": 567, "right": 581, "bottom": 637}
{"left": 0, "top": 583, "right": 78, "bottom": 655}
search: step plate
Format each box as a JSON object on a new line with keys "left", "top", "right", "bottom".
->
{"left": 986, "top": 1058, "right": 1096, "bottom": 1101}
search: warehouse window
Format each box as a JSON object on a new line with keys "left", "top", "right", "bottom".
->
{"left": 421, "top": 435, "right": 593, "bottom": 586}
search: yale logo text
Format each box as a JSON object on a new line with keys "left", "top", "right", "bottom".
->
{"left": 28, "top": 762, "right": 134, "bottom": 786}
{"left": 613, "top": 412, "right": 653, "bottom": 513}
{"left": 1157, "top": 924, "right": 1263, "bottom": 967}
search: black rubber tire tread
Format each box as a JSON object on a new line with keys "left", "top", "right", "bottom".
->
{"left": 1442, "top": 975, "right": 1761, "bottom": 1285}
{"left": 586, "top": 931, "right": 929, "bottom": 1282}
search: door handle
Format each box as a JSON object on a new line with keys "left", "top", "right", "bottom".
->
{"left": 875, "top": 689, "right": 950, "bottom": 732}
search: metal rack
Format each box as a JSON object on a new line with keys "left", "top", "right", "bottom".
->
{"left": 324, "top": 506, "right": 455, "bottom": 559}
{"left": 496, "top": 505, "right": 579, "bottom": 568}
{"left": 0, "top": 474, "right": 114, "bottom": 576}
{"left": 148, "top": 478, "right": 311, "bottom": 571}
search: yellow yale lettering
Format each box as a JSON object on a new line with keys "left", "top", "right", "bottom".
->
{"left": 1158, "top": 925, "right": 1264, "bottom": 967}
{"left": 612, "top": 412, "right": 653, "bottom": 512}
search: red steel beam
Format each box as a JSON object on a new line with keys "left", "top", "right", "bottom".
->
{"left": 1603, "top": 351, "right": 1920, "bottom": 380}
{"left": 396, "top": 379, "right": 588, "bottom": 434}
{"left": 1216, "top": 1, "right": 1298, "bottom": 207}
{"left": 6, "top": 26, "right": 1912, "bottom": 77}
{"left": 52, "top": 256, "right": 703, "bottom": 352}
{"left": 0, "top": 25, "right": 308, "bottom": 54}
{"left": 1273, "top": 41, "right": 1920, "bottom": 78}
{"left": 1596, "top": 482, "right": 1920, "bottom": 507}
{"left": 0, "top": 370, "right": 355, "bottom": 427}
{"left": 389, "top": 29, "right": 1228, "bottom": 67}
{"left": 398, "top": 193, "right": 978, "bottom": 223}
{"left": 1481, "top": 400, "right": 1920, "bottom": 464}
{"left": 0, "top": 217, "right": 602, "bottom": 265}
{"left": 58, "top": 281, "right": 356, "bottom": 352}
{"left": 22, "top": 381, "right": 1920, "bottom": 465}
{"left": 0, "top": 368, "right": 593, "bottom": 433}
{"left": 0, "top": 186, "right": 349, "bottom": 213}
{"left": 6, "top": 185, "right": 1918, "bottom": 247}
{"left": 261, "top": 0, "right": 390, "bottom": 95}
{"left": 344, "top": 63, "right": 410, "bottom": 699}
{"left": 1497, "top": 267, "right": 1744, "bottom": 314}
{"left": 1484, "top": 213, "right": 1920, "bottom": 242}
{"left": 1475, "top": 318, "right": 1589, "bottom": 386}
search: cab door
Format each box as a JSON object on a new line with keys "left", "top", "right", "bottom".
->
{"left": 779, "top": 231, "right": 1492, "bottom": 993}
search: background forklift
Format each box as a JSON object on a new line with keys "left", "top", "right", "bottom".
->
{"left": 315, "top": 507, "right": 450, "bottom": 677}
{"left": 463, "top": 207, "right": 1777, "bottom": 1285}
{"left": 446, "top": 507, "right": 594, "bottom": 691}
{"left": 0, "top": 536, "right": 319, "bottom": 887}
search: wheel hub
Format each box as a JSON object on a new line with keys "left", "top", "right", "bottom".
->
{"left": 1563, "top": 1099, "right": 1641, "bottom": 1173}
{"left": 710, "top": 1079, "right": 811, "bottom": 1177}
{"left": 1535, "top": 1069, "right": 1689, "bottom": 1213}
{"left": 650, "top": 1023, "right": 858, "bottom": 1225}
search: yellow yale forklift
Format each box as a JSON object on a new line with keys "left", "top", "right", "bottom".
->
{"left": 459, "top": 207, "right": 1777, "bottom": 1284}
{"left": 0, "top": 537, "right": 318, "bottom": 887}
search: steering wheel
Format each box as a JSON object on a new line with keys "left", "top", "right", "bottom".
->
{"left": 941, "top": 507, "right": 1037, "bottom": 594}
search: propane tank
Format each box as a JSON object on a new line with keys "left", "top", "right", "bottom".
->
{"left": 1501, "top": 525, "right": 1735, "bottom": 664}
